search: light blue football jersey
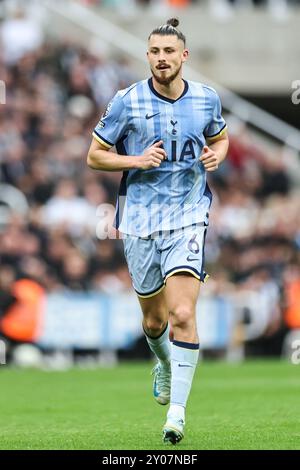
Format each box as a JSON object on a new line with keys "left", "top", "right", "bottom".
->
{"left": 93, "top": 78, "right": 226, "bottom": 237}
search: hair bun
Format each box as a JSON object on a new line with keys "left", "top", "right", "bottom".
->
{"left": 167, "top": 18, "right": 179, "bottom": 28}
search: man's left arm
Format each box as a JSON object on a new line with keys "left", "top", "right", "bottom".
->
{"left": 199, "top": 131, "right": 229, "bottom": 172}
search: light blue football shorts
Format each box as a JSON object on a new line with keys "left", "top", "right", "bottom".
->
{"left": 122, "top": 223, "right": 209, "bottom": 298}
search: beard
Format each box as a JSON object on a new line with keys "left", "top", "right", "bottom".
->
{"left": 151, "top": 64, "right": 182, "bottom": 86}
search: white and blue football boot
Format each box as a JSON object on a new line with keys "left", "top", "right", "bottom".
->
{"left": 151, "top": 362, "right": 171, "bottom": 405}
{"left": 162, "top": 416, "right": 184, "bottom": 445}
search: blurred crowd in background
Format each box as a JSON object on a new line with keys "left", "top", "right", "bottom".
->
{"left": 0, "top": 3, "right": 300, "bottom": 356}
{"left": 77, "top": 0, "right": 300, "bottom": 9}
{"left": 75, "top": 0, "right": 300, "bottom": 20}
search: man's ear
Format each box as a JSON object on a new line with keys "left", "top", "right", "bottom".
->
{"left": 182, "top": 49, "right": 189, "bottom": 63}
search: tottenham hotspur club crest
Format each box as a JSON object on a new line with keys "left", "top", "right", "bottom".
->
{"left": 171, "top": 120, "right": 178, "bottom": 135}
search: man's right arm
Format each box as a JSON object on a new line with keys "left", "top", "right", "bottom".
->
{"left": 87, "top": 139, "right": 166, "bottom": 172}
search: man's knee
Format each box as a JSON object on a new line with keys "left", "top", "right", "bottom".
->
{"left": 169, "top": 305, "right": 196, "bottom": 330}
{"left": 143, "top": 312, "right": 168, "bottom": 336}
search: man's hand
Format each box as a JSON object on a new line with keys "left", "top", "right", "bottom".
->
{"left": 137, "top": 141, "right": 167, "bottom": 170}
{"left": 199, "top": 145, "right": 220, "bottom": 172}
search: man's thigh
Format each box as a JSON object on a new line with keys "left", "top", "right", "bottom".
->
{"left": 164, "top": 273, "right": 200, "bottom": 313}
{"left": 138, "top": 288, "right": 168, "bottom": 321}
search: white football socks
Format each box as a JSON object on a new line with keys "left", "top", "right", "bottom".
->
{"left": 168, "top": 340, "right": 200, "bottom": 421}
{"left": 144, "top": 323, "right": 171, "bottom": 367}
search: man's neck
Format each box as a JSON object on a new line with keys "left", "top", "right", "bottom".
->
{"left": 151, "top": 76, "right": 185, "bottom": 101}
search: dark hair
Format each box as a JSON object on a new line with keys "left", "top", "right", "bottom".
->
{"left": 148, "top": 18, "right": 186, "bottom": 46}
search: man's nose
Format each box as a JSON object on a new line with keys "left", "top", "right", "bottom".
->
{"left": 158, "top": 54, "right": 166, "bottom": 61}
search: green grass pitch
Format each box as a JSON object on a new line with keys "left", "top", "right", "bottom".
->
{"left": 0, "top": 360, "right": 299, "bottom": 450}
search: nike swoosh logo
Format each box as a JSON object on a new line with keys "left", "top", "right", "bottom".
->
{"left": 145, "top": 112, "right": 160, "bottom": 120}
{"left": 178, "top": 364, "right": 193, "bottom": 368}
{"left": 186, "top": 255, "right": 199, "bottom": 262}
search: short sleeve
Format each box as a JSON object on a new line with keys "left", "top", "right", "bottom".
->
{"left": 204, "top": 91, "right": 227, "bottom": 142}
{"left": 92, "top": 92, "right": 128, "bottom": 149}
